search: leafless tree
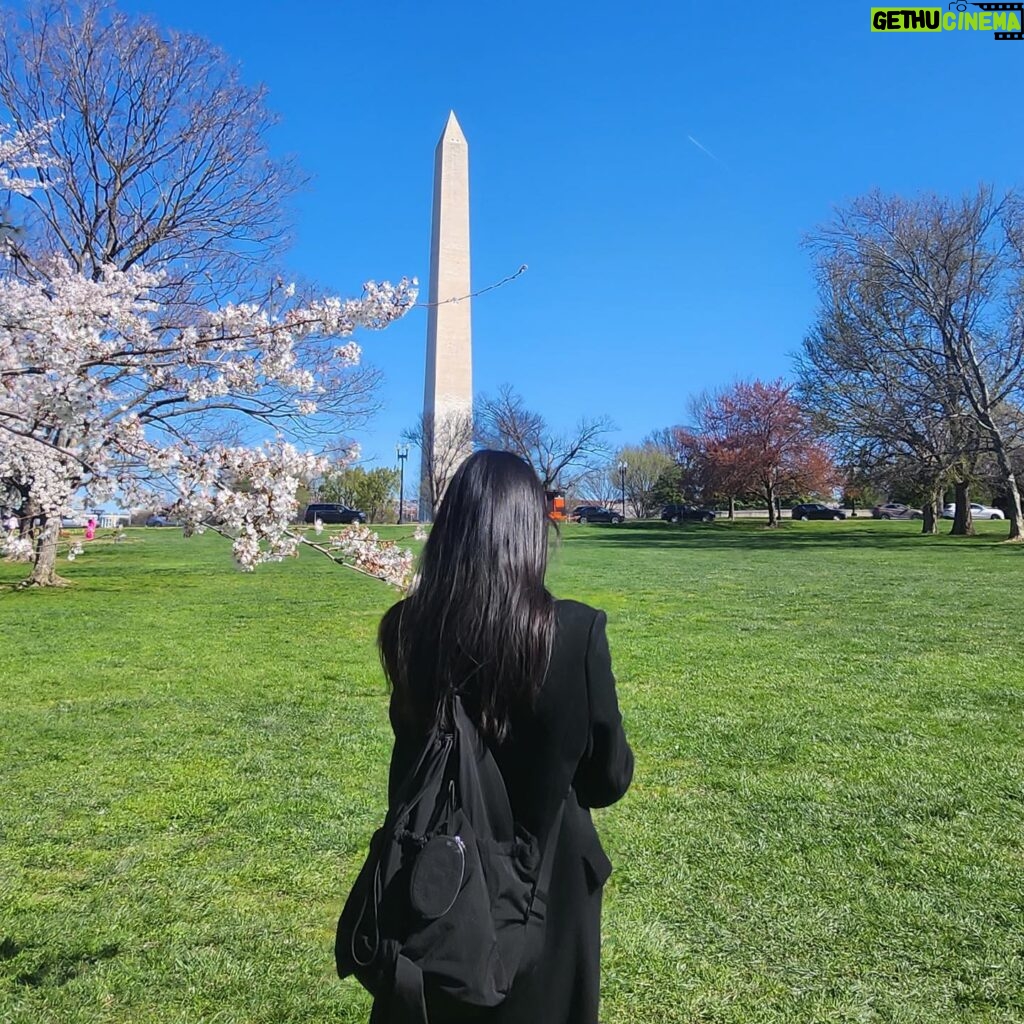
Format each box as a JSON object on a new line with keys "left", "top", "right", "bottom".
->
{"left": 642, "top": 427, "right": 679, "bottom": 457}
{"left": 0, "top": 0, "right": 301, "bottom": 302}
{"left": 571, "top": 464, "right": 619, "bottom": 510}
{"left": 403, "top": 410, "right": 474, "bottom": 520}
{"left": 803, "top": 187, "right": 1024, "bottom": 540}
{"left": 475, "top": 385, "right": 614, "bottom": 492}
{"left": 795, "top": 315, "right": 959, "bottom": 535}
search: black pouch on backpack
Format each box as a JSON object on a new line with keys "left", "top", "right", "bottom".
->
{"left": 336, "top": 694, "right": 564, "bottom": 1024}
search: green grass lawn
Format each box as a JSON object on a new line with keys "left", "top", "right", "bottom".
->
{"left": 1, "top": 520, "right": 1022, "bottom": 1023}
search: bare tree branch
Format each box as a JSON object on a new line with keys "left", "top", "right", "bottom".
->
{"left": 402, "top": 410, "right": 474, "bottom": 519}
{"left": 801, "top": 186, "right": 1024, "bottom": 538}
{"left": 475, "top": 385, "right": 615, "bottom": 491}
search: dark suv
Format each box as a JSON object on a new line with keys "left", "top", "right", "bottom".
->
{"left": 791, "top": 503, "right": 846, "bottom": 521}
{"left": 661, "top": 504, "right": 715, "bottom": 523}
{"left": 303, "top": 503, "right": 366, "bottom": 525}
{"left": 570, "top": 505, "right": 623, "bottom": 524}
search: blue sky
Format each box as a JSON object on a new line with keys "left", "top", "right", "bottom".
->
{"left": 113, "top": 0, "right": 1022, "bottom": 470}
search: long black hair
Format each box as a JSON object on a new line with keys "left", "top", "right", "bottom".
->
{"left": 379, "top": 449, "right": 556, "bottom": 741}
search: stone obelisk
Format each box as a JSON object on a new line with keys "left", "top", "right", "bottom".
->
{"left": 421, "top": 111, "right": 473, "bottom": 518}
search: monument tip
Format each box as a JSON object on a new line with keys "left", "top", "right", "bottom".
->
{"left": 441, "top": 109, "right": 464, "bottom": 140}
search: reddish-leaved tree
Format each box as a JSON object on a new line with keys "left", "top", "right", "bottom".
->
{"left": 687, "top": 380, "right": 838, "bottom": 526}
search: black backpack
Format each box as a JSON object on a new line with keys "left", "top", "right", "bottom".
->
{"left": 335, "top": 693, "right": 565, "bottom": 1023}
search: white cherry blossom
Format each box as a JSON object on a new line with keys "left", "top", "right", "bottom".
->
{"left": 0, "top": 257, "right": 417, "bottom": 585}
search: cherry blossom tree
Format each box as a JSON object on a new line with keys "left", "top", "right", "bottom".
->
{"left": 0, "top": 117, "right": 51, "bottom": 198}
{"left": 0, "top": 4, "right": 412, "bottom": 586}
{"left": 0, "top": 257, "right": 418, "bottom": 586}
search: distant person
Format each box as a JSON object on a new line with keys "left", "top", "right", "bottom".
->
{"left": 372, "top": 449, "right": 634, "bottom": 1023}
{"left": 85, "top": 518, "right": 96, "bottom": 540}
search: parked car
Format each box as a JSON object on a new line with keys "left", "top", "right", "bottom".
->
{"left": 303, "top": 502, "right": 366, "bottom": 525}
{"left": 145, "top": 514, "right": 176, "bottom": 527}
{"left": 941, "top": 502, "right": 1005, "bottom": 520}
{"left": 791, "top": 503, "right": 846, "bottom": 521}
{"left": 570, "top": 505, "right": 623, "bottom": 524}
{"left": 661, "top": 503, "right": 715, "bottom": 523}
{"left": 871, "top": 502, "right": 923, "bottom": 520}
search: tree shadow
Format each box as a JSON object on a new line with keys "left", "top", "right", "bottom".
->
{"left": 1, "top": 938, "right": 121, "bottom": 988}
{"left": 559, "top": 520, "right": 1012, "bottom": 554}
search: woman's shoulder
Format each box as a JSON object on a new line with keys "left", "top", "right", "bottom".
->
{"left": 553, "top": 598, "right": 604, "bottom": 635}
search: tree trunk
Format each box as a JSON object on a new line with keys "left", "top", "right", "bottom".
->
{"left": 727, "top": 496, "right": 735, "bottom": 520}
{"left": 766, "top": 486, "right": 778, "bottom": 527}
{"left": 986, "top": 429, "right": 1024, "bottom": 541}
{"left": 1005, "top": 477, "right": 1024, "bottom": 541}
{"left": 950, "top": 481, "right": 975, "bottom": 536}
{"left": 24, "top": 516, "right": 70, "bottom": 587}
{"left": 921, "top": 490, "right": 941, "bottom": 535}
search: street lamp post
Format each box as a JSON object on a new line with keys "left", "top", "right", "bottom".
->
{"left": 618, "top": 461, "right": 628, "bottom": 520}
{"left": 396, "top": 444, "right": 409, "bottom": 524}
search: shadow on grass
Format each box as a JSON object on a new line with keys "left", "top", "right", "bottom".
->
{"left": 1, "top": 939, "right": 121, "bottom": 988}
{"left": 559, "top": 519, "right": 1014, "bottom": 553}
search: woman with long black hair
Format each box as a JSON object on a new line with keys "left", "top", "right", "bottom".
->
{"left": 377, "top": 449, "right": 633, "bottom": 1023}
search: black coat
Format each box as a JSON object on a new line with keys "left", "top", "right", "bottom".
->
{"left": 373, "top": 599, "right": 634, "bottom": 1024}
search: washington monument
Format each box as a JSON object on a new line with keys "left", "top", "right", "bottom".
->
{"left": 420, "top": 111, "right": 473, "bottom": 518}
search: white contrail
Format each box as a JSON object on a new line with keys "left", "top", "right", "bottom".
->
{"left": 687, "top": 134, "right": 727, "bottom": 168}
